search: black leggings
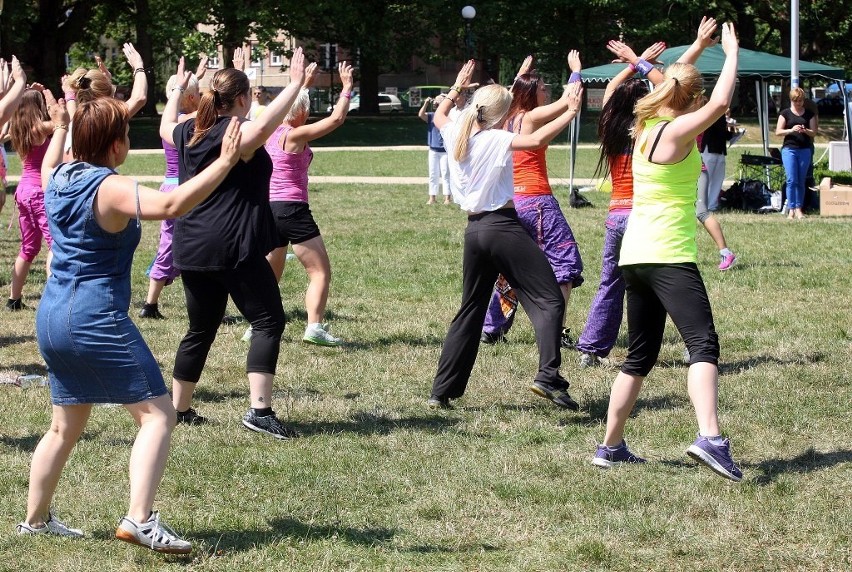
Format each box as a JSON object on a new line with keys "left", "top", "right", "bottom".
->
{"left": 431, "top": 209, "right": 566, "bottom": 399}
{"left": 621, "top": 263, "right": 719, "bottom": 377}
{"left": 173, "top": 255, "right": 285, "bottom": 382}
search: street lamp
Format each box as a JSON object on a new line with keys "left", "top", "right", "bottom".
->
{"left": 461, "top": 5, "right": 476, "bottom": 60}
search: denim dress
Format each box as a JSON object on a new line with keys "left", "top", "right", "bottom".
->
{"left": 37, "top": 162, "right": 167, "bottom": 405}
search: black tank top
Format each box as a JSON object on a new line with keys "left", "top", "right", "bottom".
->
{"left": 173, "top": 116, "right": 276, "bottom": 270}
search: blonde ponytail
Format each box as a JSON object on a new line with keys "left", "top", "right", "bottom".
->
{"left": 452, "top": 84, "right": 512, "bottom": 162}
{"left": 632, "top": 63, "right": 703, "bottom": 138}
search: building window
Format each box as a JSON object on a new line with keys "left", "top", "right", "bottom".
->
{"left": 270, "top": 52, "right": 283, "bottom": 66}
{"left": 208, "top": 55, "right": 220, "bottom": 68}
{"left": 250, "top": 44, "right": 263, "bottom": 68}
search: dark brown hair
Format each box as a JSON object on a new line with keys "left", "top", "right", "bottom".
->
{"left": 72, "top": 98, "right": 129, "bottom": 165}
{"left": 507, "top": 73, "right": 542, "bottom": 120}
{"left": 189, "top": 68, "right": 250, "bottom": 147}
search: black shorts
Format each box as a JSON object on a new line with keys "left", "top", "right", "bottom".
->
{"left": 270, "top": 201, "right": 321, "bottom": 247}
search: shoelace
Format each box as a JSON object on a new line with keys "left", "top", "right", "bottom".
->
{"left": 146, "top": 512, "right": 180, "bottom": 549}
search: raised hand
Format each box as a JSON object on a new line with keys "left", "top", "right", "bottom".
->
{"left": 0, "top": 58, "right": 8, "bottom": 93}
{"left": 567, "top": 50, "right": 581, "bottom": 72}
{"left": 44, "top": 89, "right": 70, "bottom": 126}
{"left": 195, "top": 54, "right": 209, "bottom": 79}
{"left": 218, "top": 116, "right": 242, "bottom": 167}
{"left": 94, "top": 55, "right": 112, "bottom": 81}
{"left": 696, "top": 16, "right": 719, "bottom": 48}
{"left": 303, "top": 62, "right": 319, "bottom": 88}
{"left": 232, "top": 47, "right": 246, "bottom": 71}
{"left": 640, "top": 41, "right": 667, "bottom": 64}
{"left": 10, "top": 56, "right": 26, "bottom": 86}
{"left": 454, "top": 59, "right": 476, "bottom": 89}
{"left": 564, "top": 81, "right": 583, "bottom": 110}
{"left": 123, "top": 43, "right": 144, "bottom": 70}
{"left": 175, "top": 56, "right": 191, "bottom": 91}
{"left": 337, "top": 61, "right": 353, "bottom": 91}
{"left": 517, "top": 55, "right": 533, "bottom": 77}
{"left": 607, "top": 40, "right": 638, "bottom": 64}
{"left": 288, "top": 47, "right": 305, "bottom": 86}
{"left": 28, "top": 82, "right": 46, "bottom": 92}
{"left": 720, "top": 22, "right": 738, "bottom": 55}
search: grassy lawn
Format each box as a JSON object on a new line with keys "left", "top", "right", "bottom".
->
{"left": 1, "top": 180, "right": 850, "bottom": 570}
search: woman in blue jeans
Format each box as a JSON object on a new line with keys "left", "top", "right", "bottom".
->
{"left": 776, "top": 87, "right": 817, "bottom": 220}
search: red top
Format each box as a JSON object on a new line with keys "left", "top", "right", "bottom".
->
{"left": 512, "top": 147, "right": 552, "bottom": 196}
{"left": 608, "top": 153, "right": 634, "bottom": 211}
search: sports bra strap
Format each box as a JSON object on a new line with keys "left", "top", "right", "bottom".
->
{"left": 648, "top": 121, "right": 670, "bottom": 163}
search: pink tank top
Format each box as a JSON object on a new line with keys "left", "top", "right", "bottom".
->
{"left": 19, "top": 137, "right": 51, "bottom": 189}
{"left": 265, "top": 125, "right": 313, "bottom": 203}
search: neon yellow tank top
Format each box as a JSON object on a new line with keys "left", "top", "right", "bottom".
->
{"left": 619, "top": 117, "right": 701, "bottom": 265}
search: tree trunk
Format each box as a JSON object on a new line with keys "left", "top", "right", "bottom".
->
{"left": 134, "top": 0, "right": 158, "bottom": 115}
{"left": 359, "top": 52, "right": 380, "bottom": 113}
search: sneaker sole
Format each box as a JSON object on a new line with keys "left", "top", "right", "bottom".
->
{"left": 591, "top": 457, "right": 616, "bottom": 469}
{"left": 302, "top": 336, "right": 342, "bottom": 347}
{"left": 529, "top": 385, "right": 579, "bottom": 411}
{"left": 241, "top": 419, "right": 296, "bottom": 440}
{"left": 686, "top": 445, "right": 742, "bottom": 482}
{"left": 115, "top": 528, "right": 192, "bottom": 554}
{"left": 719, "top": 261, "right": 737, "bottom": 271}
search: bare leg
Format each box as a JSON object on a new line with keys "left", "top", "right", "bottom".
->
{"left": 602, "top": 372, "right": 644, "bottom": 446}
{"left": 46, "top": 249, "right": 53, "bottom": 278}
{"left": 123, "top": 395, "right": 176, "bottom": 523}
{"left": 10, "top": 256, "right": 33, "bottom": 300}
{"left": 700, "top": 215, "right": 728, "bottom": 251}
{"left": 687, "top": 362, "right": 720, "bottom": 436}
{"left": 560, "top": 283, "right": 572, "bottom": 328}
{"left": 266, "top": 246, "right": 287, "bottom": 283}
{"left": 248, "top": 372, "right": 274, "bottom": 409}
{"left": 171, "top": 379, "right": 197, "bottom": 413}
{"left": 293, "top": 236, "right": 332, "bottom": 325}
{"left": 25, "top": 404, "right": 92, "bottom": 526}
{"left": 145, "top": 278, "right": 167, "bottom": 305}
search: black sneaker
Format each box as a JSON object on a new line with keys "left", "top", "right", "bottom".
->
{"left": 560, "top": 328, "right": 576, "bottom": 349}
{"left": 242, "top": 410, "right": 299, "bottom": 440}
{"left": 5, "top": 298, "right": 25, "bottom": 311}
{"left": 530, "top": 379, "right": 580, "bottom": 411}
{"left": 176, "top": 407, "right": 208, "bottom": 426}
{"left": 139, "top": 303, "right": 165, "bottom": 319}
{"left": 480, "top": 331, "right": 506, "bottom": 344}
{"left": 427, "top": 396, "right": 453, "bottom": 409}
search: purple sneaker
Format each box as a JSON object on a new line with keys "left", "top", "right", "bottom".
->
{"left": 718, "top": 252, "right": 737, "bottom": 271}
{"left": 592, "top": 440, "right": 646, "bottom": 468}
{"left": 686, "top": 435, "right": 742, "bottom": 482}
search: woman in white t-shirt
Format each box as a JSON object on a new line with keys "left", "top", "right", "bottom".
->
{"left": 428, "top": 60, "right": 583, "bottom": 410}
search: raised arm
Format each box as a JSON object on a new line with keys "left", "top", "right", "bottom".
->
{"left": 159, "top": 57, "right": 192, "bottom": 145}
{"left": 288, "top": 61, "right": 354, "bottom": 145}
{"left": 194, "top": 54, "right": 209, "bottom": 81}
{"left": 664, "top": 22, "right": 738, "bottom": 150}
{"left": 510, "top": 55, "right": 534, "bottom": 93}
{"left": 302, "top": 62, "right": 319, "bottom": 88}
{"left": 435, "top": 59, "right": 475, "bottom": 130}
{"left": 418, "top": 97, "right": 432, "bottom": 121}
{"left": 523, "top": 51, "right": 584, "bottom": 127}
{"left": 513, "top": 82, "right": 582, "bottom": 150}
{"left": 41, "top": 90, "right": 71, "bottom": 189}
{"left": 677, "top": 17, "right": 718, "bottom": 65}
{"left": 232, "top": 47, "right": 246, "bottom": 72}
{"left": 237, "top": 47, "right": 306, "bottom": 152}
{"left": 603, "top": 41, "right": 666, "bottom": 105}
{"left": 0, "top": 57, "right": 26, "bottom": 126}
{"left": 122, "top": 43, "right": 148, "bottom": 117}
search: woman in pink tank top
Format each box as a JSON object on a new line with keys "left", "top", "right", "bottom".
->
{"left": 263, "top": 61, "right": 354, "bottom": 347}
{"left": 7, "top": 85, "right": 54, "bottom": 311}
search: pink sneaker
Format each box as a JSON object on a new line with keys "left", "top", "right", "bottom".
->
{"left": 718, "top": 252, "right": 737, "bottom": 271}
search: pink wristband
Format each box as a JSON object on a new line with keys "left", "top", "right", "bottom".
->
{"left": 340, "top": 92, "right": 352, "bottom": 99}
{"left": 628, "top": 63, "right": 637, "bottom": 73}
{"left": 64, "top": 92, "right": 76, "bottom": 101}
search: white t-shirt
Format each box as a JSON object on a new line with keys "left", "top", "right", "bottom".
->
{"left": 440, "top": 120, "right": 516, "bottom": 213}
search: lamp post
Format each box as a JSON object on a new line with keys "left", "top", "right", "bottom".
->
{"left": 461, "top": 5, "right": 476, "bottom": 61}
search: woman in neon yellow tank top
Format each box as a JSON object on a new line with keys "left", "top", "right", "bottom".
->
{"left": 592, "top": 21, "right": 743, "bottom": 482}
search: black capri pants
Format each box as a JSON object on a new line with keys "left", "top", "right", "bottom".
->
{"left": 621, "top": 263, "right": 719, "bottom": 377}
{"left": 173, "top": 255, "right": 286, "bottom": 382}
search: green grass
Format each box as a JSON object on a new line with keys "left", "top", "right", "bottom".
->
{"left": 1, "top": 180, "right": 851, "bottom": 570}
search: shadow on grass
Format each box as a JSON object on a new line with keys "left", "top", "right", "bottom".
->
{"left": 191, "top": 517, "right": 396, "bottom": 553}
{"left": 292, "top": 411, "right": 460, "bottom": 437}
{"left": 718, "top": 352, "right": 825, "bottom": 374}
{"left": 0, "top": 335, "right": 36, "bottom": 347}
{"left": 749, "top": 447, "right": 852, "bottom": 485}
{"left": 0, "top": 430, "right": 102, "bottom": 453}
{"left": 192, "top": 386, "right": 249, "bottom": 404}
{"left": 1, "top": 361, "right": 46, "bottom": 375}
{"left": 406, "top": 542, "right": 501, "bottom": 554}
{"left": 342, "top": 335, "right": 445, "bottom": 350}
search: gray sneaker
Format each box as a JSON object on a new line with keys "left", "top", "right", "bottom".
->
{"left": 16, "top": 512, "right": 83, "bottom": 537}
{"left": 116, "top": 511, "right": 191, "bottom": 554}
{"left": 242, "top": 409, "right": 299, "bottom": 439}
{"left": 579, "top": 352, "right": 601, "bottom": 368}
{"left": 303, "top": 323, "right": 343, "bottom": 347}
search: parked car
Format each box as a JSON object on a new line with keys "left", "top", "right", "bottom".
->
{"left": 327, "top": 93, "right": 403, "bottom": 113}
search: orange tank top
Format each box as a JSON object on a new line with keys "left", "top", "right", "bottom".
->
{"left": 513, "top": 147, "right": 552, "bottom": 197}
{"left": 608, "top": 153, "right": 634, "bottom": 211}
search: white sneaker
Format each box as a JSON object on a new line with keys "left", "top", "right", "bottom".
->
{"left": 302, "top": 323, "right": 343, "bottom": 347}
{"left": 115, "top": 511, "right": 191, "bottom": 554}
{"left": 241, "top": 326, "right": 253, "bottom": 342}
{"left": 16, "top": 512, "right": 84, "bottom": 537}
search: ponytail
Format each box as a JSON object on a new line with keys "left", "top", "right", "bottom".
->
{"left": 188, "top": 68, "right": 250, "bottom": 147}
{"left": 632, "top": 63, "right": 702, "bottom": 138}
{"left": 188, "top": 90, "right": 219, "bottom": 147}
{"left": 452, "top": 84, "right": 512, "bottom": 162}
{"left": 453, "top": 108, "right": 478, "bottom": 162}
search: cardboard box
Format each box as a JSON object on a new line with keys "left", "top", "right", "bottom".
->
{"left": 819, "top": 177, "right": 852, "bottom": 217}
